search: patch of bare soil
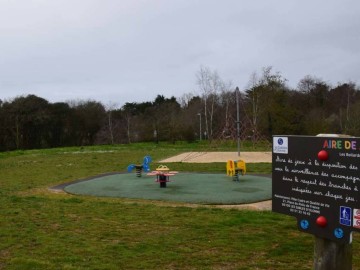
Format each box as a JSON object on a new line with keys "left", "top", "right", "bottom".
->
{"left": 213, "top": 200, "right": 272, "bottom": 211}
{"left": 159, "top": 151, "right": 272, "bottom": 163}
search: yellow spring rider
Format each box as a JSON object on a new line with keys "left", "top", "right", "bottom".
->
{"left": 226, "top": 160, "right": 246, "bottom": 181}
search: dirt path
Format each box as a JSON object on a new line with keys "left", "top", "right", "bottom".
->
{"left": 159, "top": 151, "right": 272, "bottom": 163}
{"left": 212, "top": 200, "right": 272, "bottom": 210}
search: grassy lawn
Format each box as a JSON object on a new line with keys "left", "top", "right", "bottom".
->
{"left": 0, "top": 141, "right": 359, "bottom": 269}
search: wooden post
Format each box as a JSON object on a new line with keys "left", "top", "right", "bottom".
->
{"left": 313, "top": 134, "right": 352, "bottom": 270}
{"left": 313, "top": 236, "right": 352, "bottom": 270}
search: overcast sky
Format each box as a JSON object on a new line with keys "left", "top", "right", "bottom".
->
{"left": 1, "top": 0, "right": 359, "bottom": 107}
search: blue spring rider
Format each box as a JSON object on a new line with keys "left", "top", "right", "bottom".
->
{"left": 127, "top": 155, "right": 152, "bottom": 177}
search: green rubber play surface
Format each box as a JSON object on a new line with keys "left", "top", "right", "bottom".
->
{"left": 64, "top": 173, "right": 271, "bottom": 204}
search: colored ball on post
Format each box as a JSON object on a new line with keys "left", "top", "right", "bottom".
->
{"left": 316, "top": 216, "right": 327, "bottom": 227}
{"left": 317, "top": 150, "right": 329, "bottom": 161}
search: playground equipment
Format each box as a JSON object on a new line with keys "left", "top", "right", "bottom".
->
{"left": 226, "top": 159, "right": 246, "bottom": 181}
{"left": 127, "top": 155, "right": 152, "bottom": 177}
{"left": 147, "top": 165, "right": 178, "bottom": 188}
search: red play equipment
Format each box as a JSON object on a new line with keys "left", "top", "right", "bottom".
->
{"left": 147, "top": 165, "right": 178, "bottom": 188}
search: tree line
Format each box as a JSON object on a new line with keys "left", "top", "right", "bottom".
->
{"left": 1, "top": 66, "right": 359, "bottom": 151}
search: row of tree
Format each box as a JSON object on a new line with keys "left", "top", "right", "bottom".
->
{"left": 1, "top": 66, "right": 359, "bottom": 151}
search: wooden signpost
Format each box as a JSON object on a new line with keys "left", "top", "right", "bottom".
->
{"left": 272, "top": 135, "right": 360, "bottom": 269}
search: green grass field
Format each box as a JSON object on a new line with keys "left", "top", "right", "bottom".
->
{"left": 1, "top": 141, "right": 359, "bottom": 269}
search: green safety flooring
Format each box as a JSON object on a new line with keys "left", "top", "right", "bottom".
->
{"left": 63, "top": 173, "right": 271, "bottom": 205}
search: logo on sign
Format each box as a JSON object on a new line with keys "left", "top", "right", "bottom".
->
{"left": 353, "top": 208, "right": 360, "bottom": 229}
{"left": 354, "top": 209, "right": 360, "bottom": 219}
{"left": 340, "top": 206, "right": 351, "bottom": 226}
{"left": 273, "top": 137, "right": 288, "bottom": 154}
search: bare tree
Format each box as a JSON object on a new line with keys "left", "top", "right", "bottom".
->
{"left": 244, "top": 66, "right": 288, "bottom": 141}
{"left": 215, "top": 80, "right": 235, "bottom": 139}
{"left": 178, "top": 92, "right": 196, "bottom": 108}
{"left": 196, "top": 66, "right": 223, "bottom": 140}
{"left": 297, "top": 75, "right": 323, "bottom": 93}
{"left": 122, "top": 104, "right": 134, "bottom": 144}
{"left": 105, "top": 102, "right": 118, "bottom": 144}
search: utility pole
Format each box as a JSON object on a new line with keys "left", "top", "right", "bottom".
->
{"left": 236, "top": 87, "right": 240, "bottom": 157}
{"left": 197, "top": 113, "right": 202, "bottom": 141}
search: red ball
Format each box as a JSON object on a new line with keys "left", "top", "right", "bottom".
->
{"left": 318, "top": 150, "right": 329, "bottom": 161}
{"left": 316, "top": 216, "right": 327, "bottom": 227}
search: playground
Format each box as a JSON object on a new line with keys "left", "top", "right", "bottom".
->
{"left": 7, "top": 146, "right": 331, "bottom": 269}
{"left": 60, "top": 152, "right": 272, "bottom": 206}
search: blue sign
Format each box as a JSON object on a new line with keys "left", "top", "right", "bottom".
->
{"left": 340, "top": 206, "right": 351, "bottom": 226}
{"left": 334, "top": 228, "right": 344, "bottom": 239}
{"left": 300, "top": 219, "right": 309, "bottom": 230}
